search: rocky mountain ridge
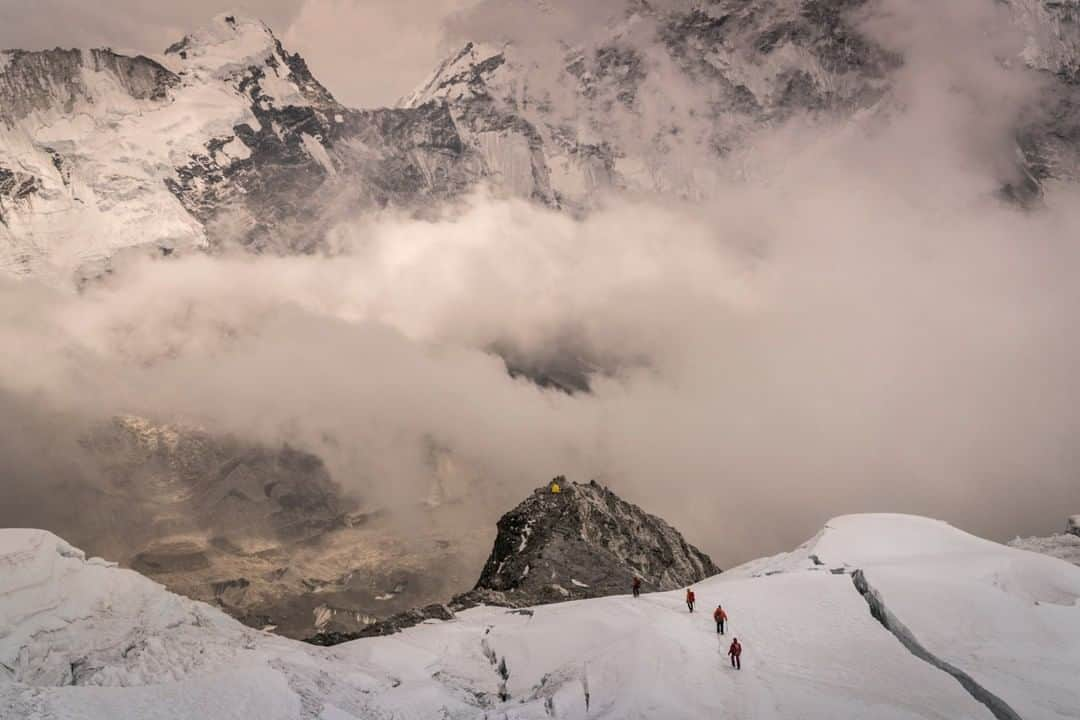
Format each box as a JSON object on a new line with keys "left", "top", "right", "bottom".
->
{"left": 6, "top": 3, "right": 1080, "bottom": 280}
{"left": 0, "top": 14, "right": 482, "bottom": 281}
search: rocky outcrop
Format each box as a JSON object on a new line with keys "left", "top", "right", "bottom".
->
{"left": 307, "top": 477, "right": 719, "bottom": 644}
{"left": 1068, "top": 515, "right": 1080, "bottom": 538}
{"left": 462, "top": 478, "right": 719, "bottom": 606}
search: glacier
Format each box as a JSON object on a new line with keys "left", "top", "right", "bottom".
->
{"left": 2, "top": 514, "right": 1078, "bottom": 719}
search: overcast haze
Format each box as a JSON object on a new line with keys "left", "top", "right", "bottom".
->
{"left": 1, "top": 0, "right": 1079, "bottom": 568}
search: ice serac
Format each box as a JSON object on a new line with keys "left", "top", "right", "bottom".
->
{"left": 1009, "top": 514, "right": 1080, "bottom": 567}
{"left": 0, "top": 529, "right": 241, "bottom": 688}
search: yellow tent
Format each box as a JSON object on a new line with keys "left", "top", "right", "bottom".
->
{"left": 550, "top": 481, "right": 561, "bottom": 494}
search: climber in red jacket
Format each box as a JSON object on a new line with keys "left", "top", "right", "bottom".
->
{"left": 713, "top": 604, "right": 728, "bottom": 634}
{"left": 729, "top": 638, "right": 742, "bottom": 670}
{"left": 686, "top": 587, "right": 696, "bottom": 612}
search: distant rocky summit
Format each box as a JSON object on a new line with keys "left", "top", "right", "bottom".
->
{"left": 309, "top": 477, "right": 719, "bottom": 643}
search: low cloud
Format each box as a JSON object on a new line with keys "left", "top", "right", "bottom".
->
{"left": 2, "top": 0, "right": 1080, "bottom": 569}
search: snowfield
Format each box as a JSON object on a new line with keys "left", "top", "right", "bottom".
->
{"left": 1, "top": 515, "right": 1078, "bottom": 719}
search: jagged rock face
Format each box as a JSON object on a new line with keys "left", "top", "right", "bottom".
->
{"left": 4, "top": 4, "right": 1080, "bottom": 278}
{"left": 0, "top": 48, "right": 177, "bottom": 124}
{"left": 469, "top": 479, "right": 719, "bottom": 605}
{"left": 1068, "top": 515, "right": 1080, "bottom": 537}
{"left": 403, "top": 0, "right": 1080, "bottom": 210}
{"left": 162, "top": 17, "right": 482, "bottom": 255}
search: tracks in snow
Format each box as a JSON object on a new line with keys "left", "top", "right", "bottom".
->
{"left": 850, "top": 570, "right": 1023, "bottom": 720}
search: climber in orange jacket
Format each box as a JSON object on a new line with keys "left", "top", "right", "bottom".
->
{"left": 713, "top": 604, "right": 728, "bottom": 634}
{"left": 729, "top": 638, "right": 742, "bottom": 670}
{"left": 686, "top": 587, "right": 696, "bottom": 613}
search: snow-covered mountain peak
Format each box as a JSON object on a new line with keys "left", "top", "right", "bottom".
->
{"left": 401, "top": 41, "right": 510, "bottom": 108}
{"left": 0, "top": 12, "right": 481, "bottom": 281}
{"left": 6, "top": 3, "right": 1080, "bottom": 281}
{"left": 163, "top": 14, "right": 285, "bottom": 81}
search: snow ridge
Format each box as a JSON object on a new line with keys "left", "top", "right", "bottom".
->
{"left": 4, "top": 515, "right": 1080, "bottom": 719}
{"left": 851, "top": 569, "right": 1023, "bottom": 720}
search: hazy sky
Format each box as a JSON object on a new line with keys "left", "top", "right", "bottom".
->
{"left": 0, "top": 0, "right": 474, "bottom": 106}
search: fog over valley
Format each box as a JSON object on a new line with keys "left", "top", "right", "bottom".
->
{"left": 1, "top": 0, "right": 1079, "bottom": 624}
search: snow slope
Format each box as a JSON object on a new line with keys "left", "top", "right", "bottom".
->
{"left": 2, "top": 515, "right": 1078, "bottom": 719}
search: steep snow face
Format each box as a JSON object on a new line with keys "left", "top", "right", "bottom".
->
{"left": 0, "top": 14, "right": 482, "bottom": 283}
{"left": 0, "top": 529, "right": 244, "bottom": 688}
{"left": 0, "top": 16, "right": 284, "bottom": 281}
{"left": 0, "top": 45, "right": 199, "bottom": 282}
{"left": 467, "top": 479, "right": 720, "bottom": 606}
{"left": 3, "top": 515, "right": 1078, "bottom": 719}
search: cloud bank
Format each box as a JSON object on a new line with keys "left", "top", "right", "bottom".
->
{"left": 2, "top": 0, "right": 1080, "bottom": 569}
